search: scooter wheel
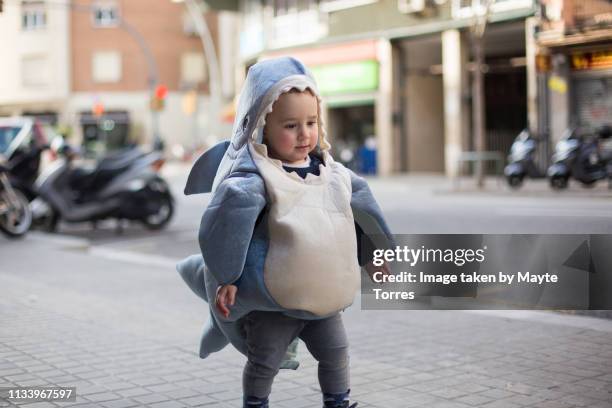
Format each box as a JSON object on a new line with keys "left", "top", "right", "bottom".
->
{"left": 507, "top": 175, "right": 524, "bottom": 189}
{"left": 550, "top": 176, "right": 568, "bottom": 190}
{"left": 141, "top": 192, "right": 174, "bottom": 230}
{"left": 0, "top": 189, "right": 32, "bottom": 238}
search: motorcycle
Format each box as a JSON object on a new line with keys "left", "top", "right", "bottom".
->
{"left": 547, "top": 126, "right": 612, "bottom": 190}
{"left": 31, "top": 139, "right": 174, "bottom": 232}
{"left": 504, "top": 129, "right": 543, "bottom": 188}
{"left": 0, "top": 155, "right": 32, "bottom": 238}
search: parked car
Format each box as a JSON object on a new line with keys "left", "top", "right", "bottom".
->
{"left": 0, "top": 117, "right": 51, "bottom": 200}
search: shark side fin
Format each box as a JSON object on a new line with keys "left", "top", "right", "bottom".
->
{"left": 184, "top": 140, "right": 230, "bottom": 195}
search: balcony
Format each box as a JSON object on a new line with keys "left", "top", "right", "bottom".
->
{"left": 538, "top": 0, "right": 612, "bottom": 45}
{"left": 569, "top": 0, "right": 612, "bottom": 33}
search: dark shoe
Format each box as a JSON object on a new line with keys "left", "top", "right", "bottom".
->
{"left": 244, "top": 395, "right": 269, "bottom": 408}
{"left": 323, "top": 389, "right": 357, "bottom": 408}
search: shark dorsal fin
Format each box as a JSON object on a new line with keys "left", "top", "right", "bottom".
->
{"left": 184, "top": 140, "right": 230, "bottom": 195}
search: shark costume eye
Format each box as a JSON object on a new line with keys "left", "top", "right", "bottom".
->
{"left": 242, "top": 116, "right": 249, "bottom": 131}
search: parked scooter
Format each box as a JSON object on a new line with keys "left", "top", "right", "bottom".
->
{"left": 31, "top": 138, "right": 174, "bottom": 232}
{"left": 504, "top": 129, "right": 543, "bottom": 188}
{"left": 547, "top": 126, "right": 611, "bottom": 190}
{"left": 0, "top": 155, "right": 32, "bottom": 238}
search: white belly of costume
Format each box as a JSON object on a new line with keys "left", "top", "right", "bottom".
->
{"left": 249, "top": 143, "right": 361, "bottom": 316}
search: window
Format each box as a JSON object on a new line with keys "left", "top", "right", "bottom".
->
{"left": 273, "top": 0, "right": 293, "bottom": 16}
{"left": 22, "top": 1, "right": 46, "bottom": 30}
{"left": 452, "top": 0, "right": 534, "bottom": 19}
{"left": 181, "top": 52, "right": 206, "bottom": 85}
{"left": 273, "top": 0, "right": 321, "bottom": 15}
{"left": 0, "top": 127, "right": 22, "bottom": 154}
{"left": 21, "top": 55, "right": 49, "bottom": 86}
{"left": 92, "top": 51, "right": 122, "bottom": 83}
{"left": 269, "top": 0, "right": 327, "bottom": 48}
{"left": 93, "top": 2, "right": 119, "bottom": 27}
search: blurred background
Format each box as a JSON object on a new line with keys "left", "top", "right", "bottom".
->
{"left": 1, "top": 2, "right": 612, "bottom": 407}
{"left": 0, "top": 0, "right": 610, "bottom": 175}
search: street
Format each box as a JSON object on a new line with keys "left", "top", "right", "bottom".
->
{"left": 1, "top": 164, "right": 612, "bottom": 408}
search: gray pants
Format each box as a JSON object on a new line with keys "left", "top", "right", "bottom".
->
{"left": 242, "top": 311, "right": 350, "bottom": 398}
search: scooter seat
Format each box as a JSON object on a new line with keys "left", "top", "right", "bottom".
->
{"left": 97, "top": 147, "right": 144, "bottom": 171}
{"left": 67, "top": 166, "right": 98, "bottom": 190}
{"left": 68, "top": 148, "right": 144, "bottom": 194}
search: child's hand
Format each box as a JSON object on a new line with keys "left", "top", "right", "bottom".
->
{"left": 365, "top": 260, "right": 391, "bottom": 283}
{"left": 215, "top": 284, "right": 237, "bottom": 318}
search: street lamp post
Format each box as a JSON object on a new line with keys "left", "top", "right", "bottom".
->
{"left": 469, "top": 0, "right": 493, "bottom": 188}
{"left": 117, "top": 18, "right": 163, "bottom": 150}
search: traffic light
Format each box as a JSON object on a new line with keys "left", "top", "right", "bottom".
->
{"left": 93, "top": 102, "right": 105, "bottom": 118}
{"left": 150, "top": 84, "right": 168, "bottom": 111}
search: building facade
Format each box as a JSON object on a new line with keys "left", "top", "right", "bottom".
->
{"left": 537, "top": 0, "right": 612, "bottom": 151}
{"left": 208, "top": 0, "right": 537, "bottom": 176}
{"left": 0, "top": 0, "right": 71, "bottom": 124}
{"left": 1, "top": 0, "right": 233, "bottom": 156}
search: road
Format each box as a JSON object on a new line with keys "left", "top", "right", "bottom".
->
{"left": 50, "top": 164, "right": 612, "bottom": 261}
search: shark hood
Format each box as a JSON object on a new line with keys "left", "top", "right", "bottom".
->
{"left": 211, "top": 56, "right": 331, "bottom": 192}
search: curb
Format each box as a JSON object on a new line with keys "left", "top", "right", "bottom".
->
{"left": 466, "top": 309, "right": 612, "bottom": 333}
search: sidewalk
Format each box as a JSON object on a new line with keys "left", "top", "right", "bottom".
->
{"left": 1, "top": 234, "right": 612, "bottom": 407}
{"left": 163, "top": 160, "right": 612, "bottom": 199}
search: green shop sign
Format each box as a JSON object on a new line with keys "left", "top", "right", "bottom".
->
{"left": 311, "top": 60, "right": 379, "bottom": 95}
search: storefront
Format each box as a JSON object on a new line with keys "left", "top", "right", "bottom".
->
{"left": 311, "top": 60, "right": 378, "bottom": 173}
{"left": 570, "top": 49, "right": 612, "bottom": 131}
{"left": 79, "top": 110, "right": 130, "bottom": 155}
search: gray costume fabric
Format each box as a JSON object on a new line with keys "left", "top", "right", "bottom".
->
{"left": 176, "top": 56, "right": 394, "bottom": 361}
{"left": 243, "top": 311, "right": 349, "bottom": 398}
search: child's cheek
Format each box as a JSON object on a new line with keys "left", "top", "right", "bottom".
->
{"left": 278, "top": 131, "right": 296, "bottom": 150}
{"left": 311, "top": 132, "right": 319, "bottom": 147}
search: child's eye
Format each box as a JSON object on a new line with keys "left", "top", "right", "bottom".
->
{"left": 285, "top": 124, "right": 296, "bottom": 129}
{"left": 307, "top": 121, "right": 317, "bottom": 126}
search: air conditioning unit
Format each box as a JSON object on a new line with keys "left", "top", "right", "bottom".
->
{"left": 398, "top": 0, "right": 447, "bottom": 14}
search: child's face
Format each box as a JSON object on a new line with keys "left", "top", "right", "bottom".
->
{"left": 263, "top": 91, "right": 319, "bottom": 165}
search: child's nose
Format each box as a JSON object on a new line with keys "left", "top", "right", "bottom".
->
{"left": 297, "top": 124, "right": 308, "bottom": 138}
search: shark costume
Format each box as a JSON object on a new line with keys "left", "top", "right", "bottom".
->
{"left": 176, "top": 57, "right": 394, "bottom": 406}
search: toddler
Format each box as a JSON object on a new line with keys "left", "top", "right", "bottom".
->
{"left": 178, "top": 57, "right": 393, "bottom": 408}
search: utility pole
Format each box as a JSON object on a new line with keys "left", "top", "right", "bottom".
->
{"left": 172, "top": 0, "right": 222, "bottom": 145}
{"left": 469, "top": 0, "right": 492, "bottom": 188}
